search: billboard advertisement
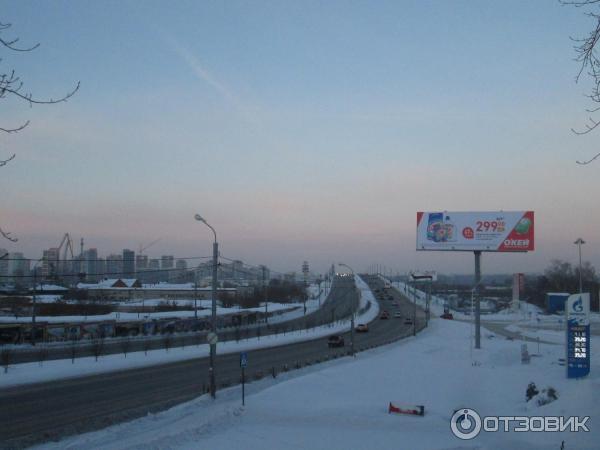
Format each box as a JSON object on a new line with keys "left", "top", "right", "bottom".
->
{"left": 416, "top": 211, "right": 534, "bottom": 252}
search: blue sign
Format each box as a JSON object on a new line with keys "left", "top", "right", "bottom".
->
{"left": 240, "top": 352, "right": 248, "bottom": 368}
{"left": 566, "top": 294, "right": 591, "bottom": 379}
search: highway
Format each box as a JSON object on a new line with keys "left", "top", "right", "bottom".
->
{"left": 0, "top": 275, "right": 426, "bottom": 449}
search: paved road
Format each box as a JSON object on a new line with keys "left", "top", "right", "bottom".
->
{"left": 0, "top": 275, "right": 426, "bottom": 449}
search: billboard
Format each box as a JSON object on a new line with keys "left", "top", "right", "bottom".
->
{"left": 416, "top": 211, "right": 534, "bottom": 252}
{"left": 410, "top": 271, "right": 437, "bottom": 282}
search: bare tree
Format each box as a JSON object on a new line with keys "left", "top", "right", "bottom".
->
{"left": 1, "top": 347, "right": 12, "bottom": 373}
{"left": 143, "top": 338, "right": 152, "bottom": 356}
{"left": 37, "top": 345, "right": 49, "bottom": 367}
{"left": 0, "top": 21, "right": 79, "bottom": 240}
{"left": 162, "top": 333, "right": 173, "bottom": 352}
{"left": 91, "top": 337, "right": 104, "bottom": 362}
{"left": 563, "top": 0, "right": 600, "bottom": 163}
{"left": 120, "top": 337, "right": 131, "bottom": 358}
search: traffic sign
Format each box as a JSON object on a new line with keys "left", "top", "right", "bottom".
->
{"left": 240, "top": 352, "right": 248, "bottom": 368}
{"left": 207, "top": 332, "right": 218, "bottom": 345}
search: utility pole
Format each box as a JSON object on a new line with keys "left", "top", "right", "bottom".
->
{"left": 574, "top": 238, "right": 585, "bottom": 293}
{"left": 32, "top": 270, "right": 37, "bottom": 346}
{"left": 211, "top": 237, "right": 218, "bottom": 398}
{"left": 474, "top": 250, "right": 482, "bottom": 349}
{"left": 194, "top": 213, "right": 218, "bottom": 399}
{"left": 194, "top": 268, "right": 198, "bottom": 319}
{"left": 262, "top": 265, "right": 268, "bottom": 323}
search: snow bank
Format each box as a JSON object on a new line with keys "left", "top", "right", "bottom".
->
{"left": 36, "top": 317, "right": 599, "bottom": 450}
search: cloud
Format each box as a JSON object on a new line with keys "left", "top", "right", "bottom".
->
{"left": 166, "top": 37, "right": 248, "bottom": 115}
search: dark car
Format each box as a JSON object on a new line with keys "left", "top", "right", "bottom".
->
{"left": 328, "top": 335, "right": 345, "bottom": 348}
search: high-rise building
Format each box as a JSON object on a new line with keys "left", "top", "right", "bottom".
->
{"left": 96, "top": 258, "right": 106, "bottom": 281}
{"left": 161, "top": 255, "right": 174, "bottom": 269}
{"left": 122, "top": 249, "right": 135, "bottom": 277}
{"left": 0, "top": 248, "right": 8, "bottom": 280}
{"left": 84, "top": 248, "right": 98, "bottom": 282}
{"left": 8, "top": 252, "right": 28, "bottom": 277}
{"left": 169, "top": 258, "right": 188, "bottom": 283}
{"left": 42, "top": 248, "right": 60, "bottom": 278}
{"left": 136, "top": 254, "right": 148, "bottom": 270}
{"left": 106, "top": 254, "right": 123, "bottom": 276}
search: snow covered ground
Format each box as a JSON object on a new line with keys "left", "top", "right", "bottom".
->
{"left": 390, "top": 277, "right": 600, "bottom": 325}
{"left": 0, "top": 277, "right": 375, "bottom": 389}
{"left": 33, "top": 314, "right": 599, "bottom": 450}
{"left": 0, "top": 302, "right": 299, "bottom": 324}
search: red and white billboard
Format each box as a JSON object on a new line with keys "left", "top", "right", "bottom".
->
{"left": 416, "top": 211, "right": 534, "bottom": 252}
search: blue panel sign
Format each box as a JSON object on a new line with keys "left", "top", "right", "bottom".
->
{"left": 566, "top": 294, "right": 591, "bottom": 379}
{"left": 240, "top": 352, "right": 248, "bottom": 368}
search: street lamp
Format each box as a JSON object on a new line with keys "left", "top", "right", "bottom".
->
{"left": 30, "top": 258, "right": 45, "bottom": 346}
{"left": 574, "top": 238, "right": 585, "bottom": 293}
{"left": 194, "top": 213, "right": 218, "bottom": 399}
{"left": 338, "top": 262, "right": 356, "bottom": 357}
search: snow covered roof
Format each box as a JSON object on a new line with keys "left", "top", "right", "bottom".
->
{"left": 76, "top": 278, "right": 142, "bottom": 289}
{"left": 30, "top": 284, "right": 68, "bottom": 291}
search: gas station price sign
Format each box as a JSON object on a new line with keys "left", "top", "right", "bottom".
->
{"left": 566, "top": 294, "right": 591, "bottom": 379}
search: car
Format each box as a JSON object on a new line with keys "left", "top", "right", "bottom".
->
{"left": 440, "top": 312, "right": 454, "bottom": 320}
{"left": 380, "top": 311, "right": 390, "bottom": 319}
{"left": 393, "top": 311, "right": 402, "bottom": 318}
{"left": 404, "top": 318, "right": 413, "bottom": 325}
{"left": 355, "top": 323, "right": 369, "bottom": 332}
{"left": 328, "top": 335, "right": 345, "bottom": 348}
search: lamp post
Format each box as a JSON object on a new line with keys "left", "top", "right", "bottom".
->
{"left": 338, "top": 262, "right": 356, "bottom": 357}
{"left": 30, "top": 258, "right": 44, "bottom": 346}
{"left": 574, "top": 238, "right": 585, "bottom": 293}
{"left": 194, "top": 213, "right": 218, "bottom": 399}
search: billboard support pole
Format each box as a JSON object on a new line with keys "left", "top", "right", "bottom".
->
{"left": 474, "top": 250, "right": 481, "bottom": 349}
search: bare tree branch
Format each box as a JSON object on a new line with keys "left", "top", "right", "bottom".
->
{"left": 0, "top": 226, "right": 17, "bottom": 242}
{"left": 0, "top": 120, "right": 29, "bottom": 134}
{"left": 576, "top": 151, "right": 600, "bottom": 164}
{"left": 0, "top": 20, "right": 79, "bottom": 241}
{"left": 0, "top": 22, "right": 39, "bottom": 52}
{"left": 564, "top": 1, "right": 600, "bottom": 163}
{"left": 0, "top": 153, "right": 15, "bottom": 167}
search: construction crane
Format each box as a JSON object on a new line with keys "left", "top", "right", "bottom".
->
{"left": 138, "top": 238, "right": 161, "bottom": 256}
{"left": 55, "top": 233, "right": 75, "bottom": 280}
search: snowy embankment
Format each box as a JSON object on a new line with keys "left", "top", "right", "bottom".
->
{"left": 1, "top": 276, "right": 375, "bottom": 388}
{"left": 0, "top": 302, "right": 299, "bottom": 324}
{"left": 385, "top": 276, "right": 600, "bottom": 325}
{"left": 35, "top": 314, "right": 599, "bottom": 450}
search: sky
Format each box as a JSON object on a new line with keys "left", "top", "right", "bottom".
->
{"left": 0, "top": 0, "right": 598, "bottom": 275}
